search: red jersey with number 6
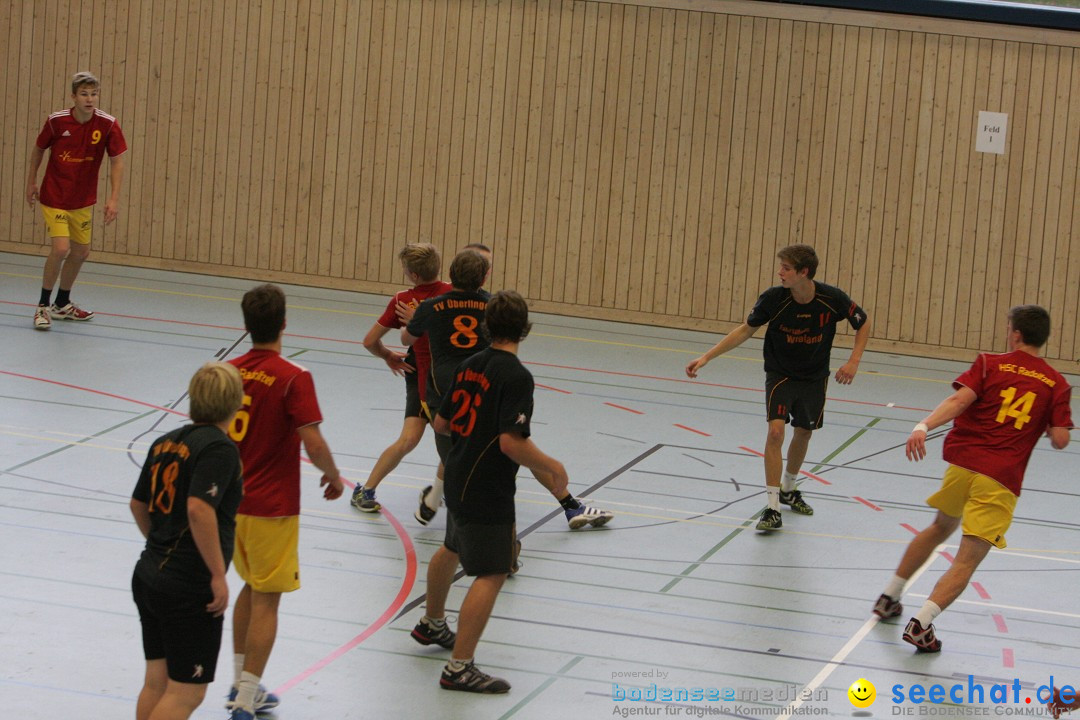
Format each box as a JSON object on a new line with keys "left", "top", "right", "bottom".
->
{"left": 228, "top": 349, "right": 324, "bottom": 516}
{"left": 944, "top": 350, "right": 1072, "bottom": 495}
{"left": 36, "top": 109, "right": 127, "bottom": 210}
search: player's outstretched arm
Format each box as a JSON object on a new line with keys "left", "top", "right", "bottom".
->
{"left": 686, "top": 322, "right": 757, "bottom": 378}
{"left": 104, "top": 154, "right": 125, "bottom": 224}
{"left": 298, "top": 424, "right": 344, "bottom": 500}
{"left": 499, "top": 432, "right": 569, "bottom": 498}
{"left": 905, "top": 386, "right": 977, "bottom": 461}
{"left": 26, "top": 146, "right": 45, "bottom": 207}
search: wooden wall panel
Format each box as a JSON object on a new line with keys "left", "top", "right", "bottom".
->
{"left": 4, "top": 0, "right": 1079, "bottom": 370}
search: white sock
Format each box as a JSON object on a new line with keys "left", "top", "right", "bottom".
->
{"left": 235, "top": 670, "right": 261, "bottom": 711}
{"left": 447, "top": 657, "right": 472, "bottom": 672}
{"left": 233, "top": 653, "right": 245, "bottom": 686}
{"left": 781, "top": 471, "right": 798, "bottom": 492}
{"left": 423, "top": 615, "right": 446, "bottom": 628}
{"left": 766, "top": 486, "right": 780, "bottom": 511}
{"left": 883, "top": 575, "right": 906, "bottom": 600}
{"left": 914, "top": 600, "right": 942, "bottom": 626}
{"left": 426, "top": 477, "right": 443, "bottom": 511}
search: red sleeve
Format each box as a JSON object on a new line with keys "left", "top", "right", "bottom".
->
{"left": 1050, "top": 384, "right": 1073, "bottom": 429}
{"left": 35, "top": 118, "right": 55, "bottom": 150}
{"left": 285, "top": 370, "right": 323, "bottom": 430}
{"left": 952, "top": 354, "right": 986, "bottom": 395}
{"left": 376, "top": 292, "right": 402, "bottom": 329}
{"left": 106, "top": 121, "right": 128, "bottom": 157}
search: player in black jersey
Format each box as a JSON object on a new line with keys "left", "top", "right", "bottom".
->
{"left": 131, "top": 363, "right": 244, "bottom": 720}
{"left": 686, "top": 245, "right": 870, "bottom": 531}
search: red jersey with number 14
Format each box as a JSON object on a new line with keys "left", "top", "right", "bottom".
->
{"left": 36, "top": 108, "right": 127, "bottom": 210}
{"left": 228, "top": 349, "right": 324, "bottom": 516}
{"left": 944, "top": 350, "right": 1072, "bottom": 495}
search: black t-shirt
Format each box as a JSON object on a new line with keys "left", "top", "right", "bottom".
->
{"left": 406, "top": 289, "right": 491, "bottom": 402}
{"left": 746, "top": 281, "right": 868, "bottom": 381}
{"left": 436, "top": 348, "right": 534, "bottom": 523}
{"left": 132, "top": 424, "right": 243, "bottom": 595}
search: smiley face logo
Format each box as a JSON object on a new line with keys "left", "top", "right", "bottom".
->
{"left": 848, "top": 678, "right": 876, "bottom": 708}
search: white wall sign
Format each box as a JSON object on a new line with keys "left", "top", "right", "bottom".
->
{"left": 976, "top": 111, "right": 1008, "bottom": 155}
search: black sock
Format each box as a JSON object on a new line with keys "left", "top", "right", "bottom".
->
{"left": 54, "top": 289, "right": 71, "bottom": 308}
{"left": 559, "top": 494, "right": 581, "bottom": 511}
{"left": 39, "top": 288, "right": 52, "bottom": 307}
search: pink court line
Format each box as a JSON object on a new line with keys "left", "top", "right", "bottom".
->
{"left": 901, "top": 523, "right": 920, "bottom": 536}
{"left": 1003, "top": 648, "right": 1015, "bottom": 668}
{"left": 738, "top": 446, "right": 831, "bottom": 485}
{"left": 604, "top": 402, "right": 644, "bottom": 415}
{"left": 535, "top": 383, "right": 572, "bottom": 394}
{"left": 0, "top": 370, "right": 188, "bottom": 416}
{"left": 993, "top": 614, "right": 1009, "bottom": 633}
{"left": 675, "top": 424, "right": 711, "bottom": 437}
{"left": 272, "top": 485, "right": 417, "bottom": 697}
{"left": 853, "top": 496, "right": 882, "bottom": 511}
{"left": 972, "top": 582, "right": 991, "bottom": 600}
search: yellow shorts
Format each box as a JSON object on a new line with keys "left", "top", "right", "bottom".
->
{"left": 41, "top": 204, "right": 93, "bottom": 245}
{"left": 233, "top": 514, "right": 301, "bottom": 593}
{"left": 927, "top": 465, "right": 1017, "bottom": 549}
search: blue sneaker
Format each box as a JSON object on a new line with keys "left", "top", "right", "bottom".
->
{"left": 565, "top": 504, "right": 614, "bottom": 529}
{"left": 350, "top": 486, "right": 380, "bottom": 512}
{"left": 227, "top": 707, "right": 255, "bottom": 720}
{"left": 226, "top": 683, "right": 280, "bottom": 713}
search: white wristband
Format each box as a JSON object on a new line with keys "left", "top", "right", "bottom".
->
{"left": 913, "top": 422, "right": 929, "bottom": 434}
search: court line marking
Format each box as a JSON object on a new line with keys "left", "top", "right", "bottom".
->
{"left": 776, "top": 551, "right": 940, "bottom": 720}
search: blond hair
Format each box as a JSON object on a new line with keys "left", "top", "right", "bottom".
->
{"left": 398, "top": 243, "right": 441, "bottom": 282}
{"left": 71, "top": 71, "right": 100, "bottom": 94}
{"left": 188, "top": 362, "right": 244, "bottom": 424}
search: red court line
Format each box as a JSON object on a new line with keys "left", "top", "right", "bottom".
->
{"left": 1003, "top": 649, "right": 1015, "bottom": 668}
{"left": 853, "top": 496, "right": 882, "bottom": 511}
{"left": 971, "top": 582, "right": 991, "bottom": 600}
{"left": 0, "top": 370, "right": 188, "bottom": 416}
{"left": 675, "top": 424, "right": 711, "bottom": 437}
{"left": 993, "top": 614, "right": 1009, "bottom": 633}
{"left": 940, "top": 551, "right": 955, "bottom": 564}
{"left": 272, "top": 496, "right": 417, "bottom": 696}
{"left": 535, "top": 383, "right": 572, "bottom": 394}
{"left": 901, "top": 523, "right": 920, "bottom": 536}
{"left": 604, "top": 402, "right": 644, "bottom": 415}
{"left": 737, "top": 446, "right": 831, "bottom": 485}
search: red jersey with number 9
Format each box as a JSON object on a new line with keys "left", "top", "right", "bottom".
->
{"left": 36, "top": 109, "right": 128, "bottom": 210}
{"left": 944, "top": 350, "right": 1072, "bottom": 495}
{"left": 228, "top": 349, "right": 324, "bottom": 516}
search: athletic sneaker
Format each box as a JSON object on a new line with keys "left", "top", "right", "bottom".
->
{"left": 756, "top": 508, "right": 783, "bottom": 531}
{"left": 779, "top": 489, "right": 814, "bottom": 515}
{"left": 565, "top": 504, "right": 614, "bottom": 529}
{"left": 225, "top": 705, "right": 255, "bottom": 720}
{"left": 412, "top": 618, "right": 456, "bottom": 649}
{"left": 33, "top": 305, "right": 51, "bottom": 330}
{"left": 415, "top": 485, "right": 438, "bottom": 525}
{"left": 226, "top": 684, "right": 280, "bottom": 713}
{"left": 873, "top": 593, "right": 903, "bottom": 619}
{"left": 903, "top": 618, "right": 942, "bottom": 652}
{"left": 351, "top": 486, "right": 380, "bottom": 512}
{"left": 49, "top": 302, "right": 94, "bottom": 321}
{"left": 440, "top": 661, "right": 511, "bottom": 694}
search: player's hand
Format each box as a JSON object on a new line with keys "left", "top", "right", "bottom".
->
{"left": 26, "top": 184, "right": 39, "bottom": 207}
{"left": 834, "top": 360, "right": 859, "bottom": 385}
{"left": 322, "top": 473, "right": 345, "bottom": 500}
{"left": 206, "top": 574, "right": 229, "bottom": 617}
{"left": 686, "top": 357, "right": 707, "bottom": 378}
{"left": 384, "top": 352, "right": 414, "bottom": 376}
{"left": 905, "top": 430, "right": 928, "bottom": 461}
{"left": 395, "top": 301, "right": 416, "bottom": 324}
{"left": 104, "top": 199, "right": 119, "bottom": 224}
{"left": 1048, "top": 686, "right": 1080, "bottom": 719}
